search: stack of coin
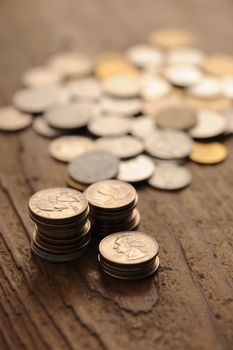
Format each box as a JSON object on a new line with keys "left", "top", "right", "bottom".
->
{"left": 98, "top": 231, "right": 159, "bottom": 280}
{"left": 84, "top": 180, "right": 140, "bottom": 237}
{"left": 29, "top": 187, "right": 91, "bottom": 262}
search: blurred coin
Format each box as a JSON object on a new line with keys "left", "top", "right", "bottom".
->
{"left": 165, "top": 64, "right": 203, "bottom": 88}
{"left": 189, "top": 142, "right": 227, "bottom": 164}
{"left": 49, "top": 136, "right": 94, "bottom": 162}
{"left": 145, "top": 129, "right": 193, "bottom": 159}
{"left": 33, "top": 117, "right": 64, "bottom": 138}
{"left": 0, "top": 106, "right": 32, "bottom": 131}
{"left": 117, "top": 155, "right": 155, "bottom": 182}
{"left": 130, "top": 116, "right": 155, "bottom": 140}
{"left": 66, "top": 176, "right": 88, "bottom": 192}
{"left": 68, "top": 150, "right": 119, "bottom": 185}
{"left": 156, "top": 106, "right": 197, "bottom": 130}
{"left": 203, "top": 54, "right": 233, "bottom": 76}
{"left": 224, "top": 109, "right": 233, "bottom": 134}
{"left": 88, "top": 116, "right": 130, "bottom": 137}
{"left": 101, "top": 97, "right": 142, "bottom": 116}
{"left": 126, "top": 44, "right": 163, "bottom": 69}
{"left": 186, "top": 96, "right": 231, "bottom": 112}
{"left": 149, "top": 28, "right": 194, "bottom": 48}
{"left": 188, "top": 76, "right": 222, "bottom": 99}
{"left": 221, "top": 76, "right": 233, "bottom": 99}
{"left": 46, "top": 102, "right": 91, "bottom": 130}
{"left": 142, "top": 94, "right": 183, "bottom": 116}
{"left": 102, "top": 74, "right": 141, "bottom": 98}
{"left": 66, "top": 78, "right": 102, "bottom": 101}
{"left": 95, "top": 136, "right": 144, "bottom": 159}
{"left": 22, "top": 66, "right": 62, "bottom": 87}
{"left": 148, "top": 164, "right": 192, "bottom": 190}
{"left": 141, "top": 76, "right": 171, "bottom": 100}
{"left": 189, "top": 110, "right": 227, "bottom": 139}
{"left": 48, "top": 52, "right": 94, "bottom": 78}
{"left": 95, "top": 57, "right": 138, "bottom": 79}
{"left": 165, "top": 47, "right": 205, "bottom": 66}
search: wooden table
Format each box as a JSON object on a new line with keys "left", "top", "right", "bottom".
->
{"left": 0, "top": 0, "right": 233, "bottom": 349}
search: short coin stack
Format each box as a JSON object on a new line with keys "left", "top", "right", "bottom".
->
{"left": 84, "top": 180, "right": 140, "bottom": 238}
{"left": 29, "top": 187, "right": 91, "bottom": 262}
{"left": 98, "top": 231, "right": 159, "bottom": 280}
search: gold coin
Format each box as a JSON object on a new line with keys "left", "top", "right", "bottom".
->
{"left": 203, "top": 54, "right": 233, "bottom": 76}
{"left": 186, "top": 96, "right": 231, "bottom": 112}
{"left": 189, "top": 142, "right": 227, "bottom": 164}
{"left": 66, "top": 176, "right": 88, "bottom": 192}
{"left": 149, "top": 28, "right": 195, "bottom": 48}
{"left": 95, "top": 57, "right": 139, "bottom": 79}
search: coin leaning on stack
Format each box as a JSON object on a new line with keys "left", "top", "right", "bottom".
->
{"left": 84, "top": 180, "right": 140, "bottom": 238}
{"left": 29, "top": 188, "right": 91, "bottom": 262}
{"left": 98, "top": 231, "right": 159, "bottom": 280}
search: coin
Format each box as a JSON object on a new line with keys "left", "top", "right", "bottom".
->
{"left": 189, "top": 142, "right": 227, "bottom": 164}
{"left": 95, "top": 57, "right": 138, "bottom": 79}
{"left": 186, "top": 96, "right": 231, "bottom": 112}
{"left": 145, "top": 129, "right": 193, "bottom": 159}
{"left": 49, "top": 136, "right": 94, "bottom": 162}
{"left": 66, "top": 78, "right": 102, "bottom": 101}
{"left": 165, "top": 64, "right": 203, "bottom": 88}
{"left": 189, "top": 110, "right": 227, "bottom": 139}
{"left": 0, "top": 106, "right": 32, "bottom": 131}
{"left": 225, "top": 109, "right": 233, "bottom": 134}
{"left": 95, "top": 136, "right": 144, "bottom": 159}
{"left": 149, "top": 28, "right": 194, "bottom": 48}
{"left": 125, "top": 44, "right": 163, "bottom": 69}
{"left": 117, "top": 155, "right": 155, "bottom": 182}
{"left": 101, "top": 97, "right": 142, "bottom": 116}
{"left": 188, "top": 76, "right": 222, "bottom": 99}
{"left": 88, "top": 116, "right": 130, "bottom": 137}
{"left": 33, "top": 117, "right": 64, "bottom": 138}
{"left": 130, "top": 116, "right": 155, "bottom": 140}
{"left": 68, "top": 151, "right": 119, "bottom": 185}
{"left": 66, "top": 176, "right": 88, "bottom": 192}
{"left": 22, "top": 66, "right": 62, "bottom": 87}
{"left": 45, "top": 102, "right": 91, "bottom": 130}
{"left": 141, "top": 76, "right": 171, "bottom": 100}
{"left": 102, "top": 74, "right": 141, "bottom": 98}
{"left": 203, "top": 54, "right": 233, "bottom": 76}
{"left": 148, "top": 164, "right": 192, "bottom": 190}
{"left": 165, "top": 47, "right": 205, "bottom": 66}
{"left": 221, "top": 77, "right": 233, "bottom": 99}
{"left": 156, "top": 106, "right": 197, "bottom": 130}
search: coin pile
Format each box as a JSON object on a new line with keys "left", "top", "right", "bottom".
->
{"left": 84, "top": 180, "right": 140, "bottom": 237}
{"left": 29, "top": 188, "right": 91, "bottom": 262}
{"left": 98, "top": 231, "right": 159, "bottom": 280}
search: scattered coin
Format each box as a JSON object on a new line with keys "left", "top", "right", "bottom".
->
{"left": 117, "top": 155, "right": 155, "bottom": 182}
{"left": 130, "top": 116, "right": 156, "bottom": 140}
{"left": 95, "top": 56, "right": 138, "bottom": 79}
{"left": 22, "top": 66, "right": 62, "bottom": 87}
{"left": 148, "top": 164, "right": 192, "bottom": 190}
{"left": 49, "top": 136, "right": 94, "bottom": 162}
{"left": 156, "top": 106, "right": 197, "bottom": 130}
{"left": 145, "top": 129, "right": 193, "bottom": 159}
{"left": 33, "top": 117, "right": 64, "bottom": 138}
{"left": 95, "top": 135, "right": 144, "bottom": 159}
{"left": 101, "top": 97, "right": 142, "bottom": 116}
{"left": 188, "top": 76, "right": 222, "bottom": 99}
{"left": 45, "top": 102, "right": 91, "bottom": 130}
{"left": 66, "top": 78, "right": 102, "bottom": 101}
{"left": 221, "top": 77, "right": 233, "bottom": 99}
{"left": 102, "top": 74, "right": 141, "bottom": 98}
{"left": 149, "top": 28, "right": 194, "bottom": 48}
{"left": 88, "top": 116, "right": 131, "bottom": 137}
{"left": 0, "top": 106, "right": 32, "bottom": 131}
{"left": 165, "top": 64, "right": 203, "bottom": 88}
{"left": 165, "top": 47, "right": 205, "bottom": 66}
{"left": 189, "top": 110, "right": 227, "bottom": 139}
{"left": 141, "top": 76, "right": 171, "bottom": 100}
{"left": 224, "top": 109, "right": 233, "bottom": 134}
{"left": 68, "top": 150, "right": 119, "bottom": 185}
{"left": 189, "top": 142, "right": 227, "bottom": 164}
{"left": 203, "top": 54, "right": 233, "bottom": 76}
{"left": 126, "top": 44, "right": 163, "bottom": 69}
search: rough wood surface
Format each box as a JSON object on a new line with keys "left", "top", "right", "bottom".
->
{"left": 0, "top": 0, "right": 233, "bottom": 349}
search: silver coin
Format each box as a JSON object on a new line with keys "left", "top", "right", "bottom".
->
{"left": 148, "top": 164, "right": 192, "bottom": 190}
{"left": 22, "top": 66, "right": 62, "bottom": 87}
{"left": 165, "top": 47, "right": 205, "bottom": 66}
{"left": 95, "top": 135, "right": 144, "bottom": 159}
{"left": 49, "top": 135, "right": 95, "bottom": 162}
{"left": 88, "top": 116, "right": 131, "bottom": 137}
{"left": 126, "top": 44, "right": 163, "bottom": 69}
{"left": 165, "top": 64, "right": 203, "bottom": 88}
{"left": 189, "top": 110, "right": 227, "bottom": 139}
{"left": 145, "top": 129, "right": 193, "bottom": 159}
{"left": 141, "top": 76, "right": 171, "bottom": 100}
{"left": 224, "top": 109, "right": 233, "bottom": 134}
{"left": 0, "top": 106, "right": 32, "bottom": 131}
{"left": 117, "top": 155, "right": 155, "bottom": 182}
{"left": 156, "top": 106, "right": 197, "bottom": 130}
{"left": 33, "top": 117, "right": 64, "bottom": 138}
{"left": 130, "top": 116, "right": 156, "bottom": 140}
{"left": 45, "top": 102, "right": 91, "bottom": 130}
{"left": 66, "top": 78, "right": 102, "bottom": 101}
{"left": 102, "top": 75, "right": 141, "bottom": 98}
{"left": 188, "top": 76, "right": 222, "bottom": 99}
{"left": 221, "top": 77, "right": 233, "bottom": 99}
{"left": 101, "top": 96, "right": 142, "bottom": 116}
{"left": 68, "top": 150, "right": 119, "bottom": 184}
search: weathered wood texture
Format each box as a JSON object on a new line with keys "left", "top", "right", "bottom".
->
{"left": 0, "top": 0, "right": 233, "bottom": 349}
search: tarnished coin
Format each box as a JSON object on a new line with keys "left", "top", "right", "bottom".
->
{"left": 66, "top": 78, "right": 102, "bottom": 101}
{"left": 145, "top": 130, "right": 193, "bottom": 159}
{"left": 101, "top": 97, "right": 142, "bottom": 116}
{"left": 156, "top": 106, "right": 197, "bottom": 130}
{"left": 33, "top": 117, "right": 64, "bottom": 138}
{"left": 45, "top": 102, "right": 91, "bottom": 130}
{"left": 203, "top": 54, "right": 233, "bottom": 76}
{"left": 0, "top": 106, "right": 32, "bottom": 131}
{"left": 221, "top": 77, "right": 233, "bottom": 99}
{"left": 225, "top": 109, "right": 233, "bottom": 134}
{"left": 95, "top": 136, "right": 144, "bottom": 159}
{"left": 165, "top": 47, "right": 205, "bottom": 66}
{"left": 48, "top": 52, "right": 94, "bottom": 78}
{"left": 68, "top": 151, "right": 119, "bottom": 185}
{"left": 126, "top": 44, "right": 163, "bottom": 69}
{"left": 188, "top": 76, "right": 222, "bottom": 99}
{"left": 165, "top": 64, "right": 203, "bottom": 88}
{"left": 49, "top": 136, "right": 94, "bottom": 162}
{"left": 189, "top": 142, "right": 227, "bottom": 164}
{"left": 141, "top": 76, "right": 171, "bottom": 100}
{"left": 148, "top": 164, "right": 192, "bottom": 190}
{"left": 189, "top": 110, "right": 227, "bottom": 139}
{"left": 117, "top": 155, "right": 155, "bottom": 183}
{"left": 88, "top": 116, "right": 130, "bottom": 137}
{"left": 149, "top": 28, "right": 195, "bottom": 48}
{"left": 22, "top": 66, "right": 62, "bottom": 87}
{"left": 130, "top": 116, "right": 155, "bottom": 140}
{"left": 102, "top": 75, "right": 141, "bottom": 98}
{"left": 29, "top": 187, "right": 88, "bottom": 222}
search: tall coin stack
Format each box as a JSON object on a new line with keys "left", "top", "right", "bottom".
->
{"left": 84, "top": 180, "right": 140, "bottom": 238}
{"left": 98, "top": 231, "right": 159, "bottom": 280}
{"left": 29, "top": 188, "right": 91, "bottom": 262}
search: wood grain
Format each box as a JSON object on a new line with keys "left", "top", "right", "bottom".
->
{"left": 0, "top": 0, "right": 233, "bottom": 349}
